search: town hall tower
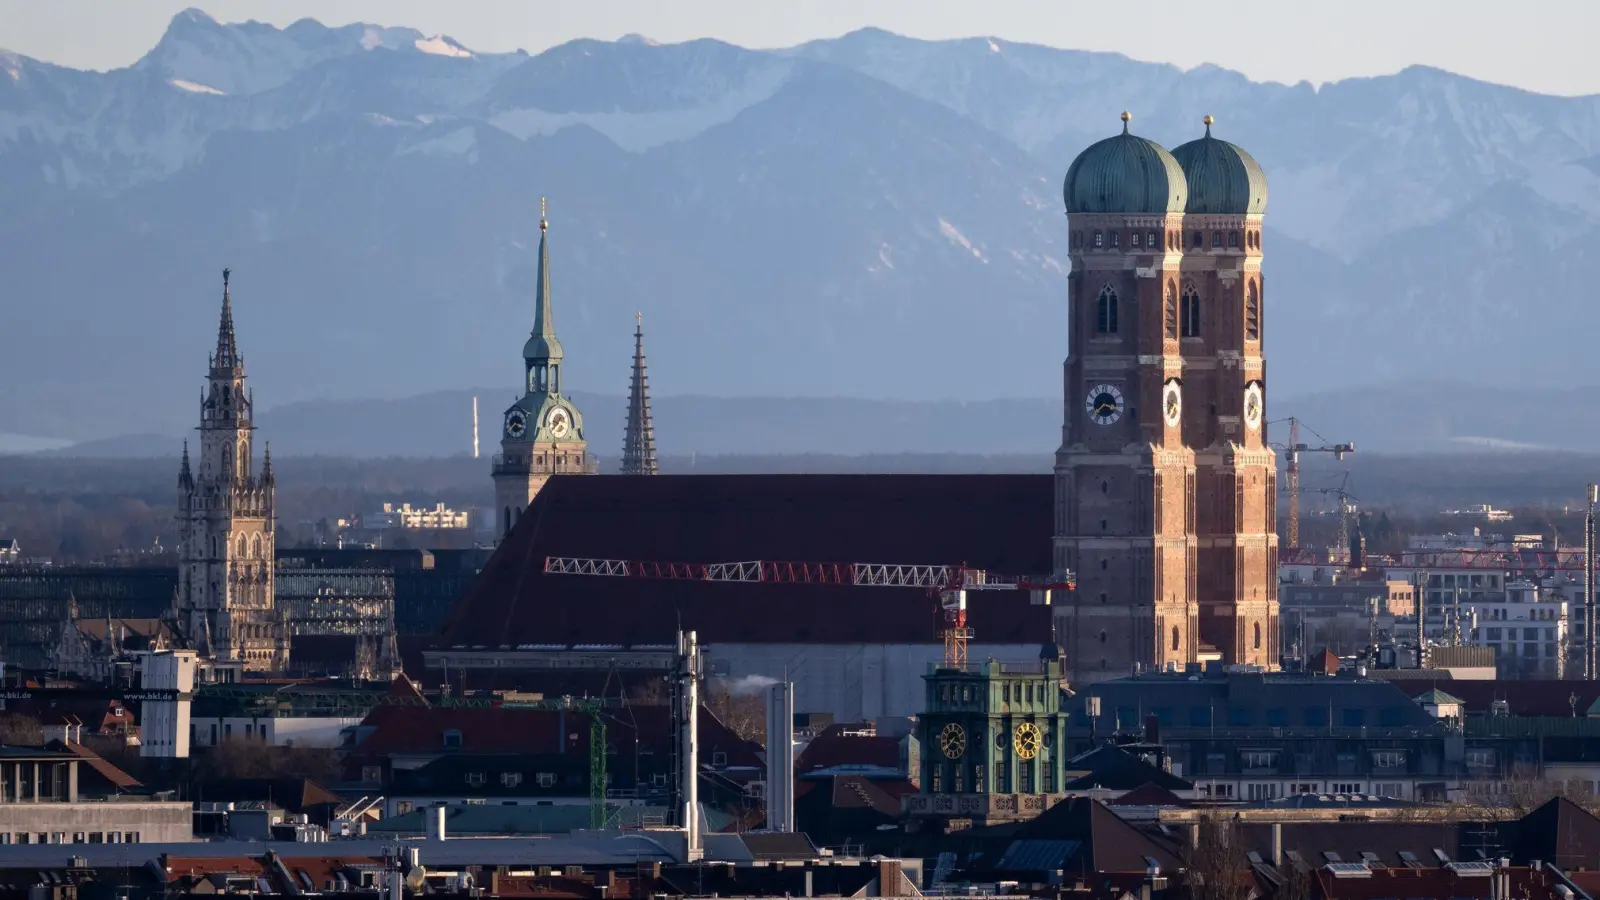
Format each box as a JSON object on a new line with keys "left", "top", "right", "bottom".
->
{"left": 174, "top": 269, "right": 287, "bottom": 672}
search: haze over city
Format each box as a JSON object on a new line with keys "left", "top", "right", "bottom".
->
{"left": 3, "top": 8, "right": 1600, "bottom": 889}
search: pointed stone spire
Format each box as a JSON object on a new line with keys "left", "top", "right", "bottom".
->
{"left": 621, "top": 312, "right": 659, "bottom": 476}
{"left": 261, "top": 442, "right": 275, "bottom": 485}
{"left": 523, "top": 197, "right": 564, "bottom": 364}
{"left": 215, "top": 268, "right": 239, "bottom": 368}
{"left": 179, "top": 440, "right": 194, "bottom": 489}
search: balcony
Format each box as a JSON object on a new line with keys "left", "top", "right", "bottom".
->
{"left": 491, "top": 454, "right": 600, "bottom": 477}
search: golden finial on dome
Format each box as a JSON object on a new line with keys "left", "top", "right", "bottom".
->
{"left": 1120, "top": 110, "right": 1131, "bottom": 133}
{"left": 1203, "top": 114, "right": 1214, "bottom": 135}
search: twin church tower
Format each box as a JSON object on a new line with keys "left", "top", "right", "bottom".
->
{"left": 1055, "top": 113, "right": 1277, "bottom": 678}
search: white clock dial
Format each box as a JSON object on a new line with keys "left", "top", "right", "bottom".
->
{"left": 1162, "top": 381, "right": 1182, "bottom": 428}
{"left": 546, "top": 407, "right": 571, "bottom": 438}
{"left": 1243, "top": 383, "right": 1264, "bottom": 431}
{"left": 1084, "top": 384, "right": 1124, "bottom": 426}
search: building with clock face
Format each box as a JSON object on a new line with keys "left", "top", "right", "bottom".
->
{"left": 1055, "top": 113, "right": 1277, "bottom": 680}
{"left": 492, "top": 201, "right": 595, "bottom": 539}
{"left": 902, "top": 658, "right": 1070, "bottom": 824}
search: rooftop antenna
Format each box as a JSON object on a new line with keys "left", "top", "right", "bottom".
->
{"left": 472, "top": 395, "right": 480, "bottom": 460}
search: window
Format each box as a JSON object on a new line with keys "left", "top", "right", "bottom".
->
{"left": 442, "top": 729, "right": 463, "bottom": 749}
{"left": 1003, "top": 684, "right": 1011, "bottom": 703}
{"left": 1245, "top": 280, "right": 1260, "bottom": 341}
{"left": 1212, "top": 230, "right": 1222, "bottom": 248}
{"left": 1131, "top": 231, "right": 1142, "bottom": 248}
{"left": 1164, "top": 281, "right": 1178, "bottom": 339}
{"left": 1180, "top": 283, "right": 1201, "bottom": 338}
{"left": 712, "top": 751, "right": 728, "bottom": 768}
{"left": 537, "top": 773, "right": 557, "bottom": 788}
{"left": 1229, "top": 230, "right": 1239, "bottom": 248}
{"left": 501, "top": 772, "right": 523, "bottom": 788}
{"left": 1253, "top": 622, "right": 1262, "bottom": 650}
{"left": 361, "top": 765, "right": 382, "bottom": 783}
{"left": 1110, "top": 230, "right": 1121, "bottom": 248}
{"left": 1171, "top": 626, "right": 1180, "bottom": 651}
{"left": 1241, "top": 750, "right": 1278, "bottom": 769}
{"left": 1371, "top": 750, "right": 1406, "bottom": 769}
{"left": 1093, "top": 230, "right": 1104, "bottom": 248}
{"left": 1147, "top": 230, "right": 1158, "bottom": 248}
{"left": 1332, "top": 783, "right": 1361, "bottom": 794}
{"left": 1096, "top": 285, "right": 1119, "bottom": 334}
{"left": 1247, "top": 783, "right": 1279, "bottom": 801}
{"left": 1191, "top": 230, "right": 1204, "bottom": 248}
{"left": 465, "top": 772, "right": 486, "bottom": 787}
{"left": 396, "top": 802, "right": 413, "bottom": 815}
{"left": 931, "top": 766, "right": 943, "bottom": 793}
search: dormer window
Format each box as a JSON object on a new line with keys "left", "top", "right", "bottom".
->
{"left": 442, "top": 729, "right": 463, "bottom": 749}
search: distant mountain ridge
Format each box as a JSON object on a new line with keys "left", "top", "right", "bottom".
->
{"left": 4, "top": 10, "right": 1599, "bottom": 447}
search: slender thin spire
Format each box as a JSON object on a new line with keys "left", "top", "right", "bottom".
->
{"left": 621, "top": 312, "right": 659, "bottom": 476}
{"left": 522, "top": 196, "right": 565, "bottom": 367}
{"left": 215, "top": 267, "right": 239, "bottom": 368}
{"left": 261, "top": 442, "right": 274, "bottom": 484}
{"left": 533, "top": 198, "right": 555, "bottom": 342}
{"left": 179, "top": 440, "right": 194, "bottom": 489}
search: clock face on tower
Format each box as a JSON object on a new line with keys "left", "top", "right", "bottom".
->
{"left": 1243, "top": 383, "right": 1264, "bottom": 431}
{"left": 1013, "top": 721, "right": 1041, "bottom": 760}
{"left": 1162, "top": 381, "right": 1183, "bottom": 428}
{"left": 938, "top": 722, "right": 966, "bottom": 759}
{"left": 1085, "top": 384, "right": 1124, "bottom": 426}
{"left": 546, "top": 407, "right": 572, "bottom": 439}
{"left": 505, "top": 408, "right": 527, "bottom": 439}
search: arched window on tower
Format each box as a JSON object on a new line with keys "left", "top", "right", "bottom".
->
{"left": 1180, "top": 283, "right": 1201, "bottom": 338}
{"left": 1164, "top": 281, "right": 1178, "bottom": 340}
{"left": 1246, "top": 280, "right": 1261, "bottom": 342}
{"left": 1171, "top": 626, "right": 1180, "bottom": 652}
{"left": 1095, "top": 285, "right": 1119, "bottom": 334}
{"left": 1254, "top": 622, "right": 1263, "bottom": 650}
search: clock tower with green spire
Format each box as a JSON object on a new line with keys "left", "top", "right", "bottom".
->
{"left": 492, "top": 198, "right": 593, "bottom": 539}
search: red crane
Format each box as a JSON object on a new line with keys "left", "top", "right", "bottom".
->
{"left": 541, "top": 556, "right": 1077, "bottom": 671}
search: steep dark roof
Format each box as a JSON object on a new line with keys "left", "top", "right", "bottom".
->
{"left": 1018, "top": 797, "right": 1183, "bottom": 874}
{"left": 796, "top": 726, "right": 902, "bottom": 775}
{"left": 1063, "top": 745, "right": 1192, "bottom": 792}
{"left": 1104, "top": 782, "right": 1190, "bottom": 808}
{"left": 1504, "top": 797, "right": 1600, "bottom": 869}
{"left": 441, "top": 475, "right": 1054, "bottom": 647}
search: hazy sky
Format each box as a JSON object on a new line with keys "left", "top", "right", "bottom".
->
{"left": 1, "top": 0, "right": 1596, "bottom": 96}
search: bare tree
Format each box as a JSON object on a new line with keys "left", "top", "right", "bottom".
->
{"left": 705, "top": 690, "right": 766, "bottom": 745}
{"left": 195, "top": 737, "right": 340, "bottom": 783}
{"left": 1275, "top": 862, "right": 1314, "bottom": 900}
{"left": 1183, "top": 815, "right": 1255, "bottom": 900}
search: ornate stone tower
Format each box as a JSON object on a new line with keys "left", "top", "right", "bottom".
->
{"left": 1170, "top": 115, "right": 1278, "bottom": 667}
{"left": 1055, "top": 113, "right": 1197, "bottom": 683}
{"left": 493, "top": 199, "right": 593, "bottom": 538}
{"left": 175, "top": 269, "right": 287, "bottom": 673}
{"left": 620, "top": 312, "right": 659, "bottom": 476}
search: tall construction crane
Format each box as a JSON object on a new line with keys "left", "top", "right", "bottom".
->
{"left": 1270, "top": 417, "right": 1355, "bottom": 548}
{"left": 541, "top": 556, "right": 1077, "bottom": 671}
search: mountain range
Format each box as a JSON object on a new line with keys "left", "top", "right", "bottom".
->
{"left": 4, "top": 10, "right": 1600, "bottom": 450}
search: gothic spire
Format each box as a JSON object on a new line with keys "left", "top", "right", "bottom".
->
{"left": 261, "top": 442, "right": 275, "bottom": 485}
{"left": 621, "top": 312, "right": 659, "bottom": 476}
{"left": 215, "top": 267, "right": 239, "bottom": 368}
{"left": 523, "top": 197, "right": 564, "bottom": 364}
{"left": 179, "top": 440, "right": 194, "bottom": 489}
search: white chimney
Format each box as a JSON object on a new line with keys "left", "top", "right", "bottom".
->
{"left": 765, "top": 681, "right": 795, "bottom": 832}
{"left": 429, "top": 806, "right": 446, "bottom": 841}
{"left": 678, "top": 630, "right": 702, "bottom": 861}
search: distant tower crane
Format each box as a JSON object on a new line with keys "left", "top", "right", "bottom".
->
{"left": 1270, "top": 417, "right": 1355, "bottom": 548}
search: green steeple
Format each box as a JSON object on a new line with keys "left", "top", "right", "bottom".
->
{"left": 522, "top": 197, "right": 564, "bottom": 365}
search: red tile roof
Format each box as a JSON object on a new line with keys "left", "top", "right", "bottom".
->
{"left": 53, "top": 739, "right": 140, "bottom": 789}
{"left": 440, "top": 475, "right": 1055, "bottom": 647}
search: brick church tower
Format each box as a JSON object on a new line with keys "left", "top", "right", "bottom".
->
{"left": 1054, "top": 113, "right": 1276, "bottom": 682}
